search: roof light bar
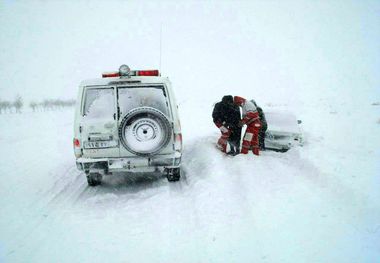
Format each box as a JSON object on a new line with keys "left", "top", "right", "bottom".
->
{"left": 137, "top": 70, "right": 159, "bottom": 76}
{"left": 102, "top": 72, "right": 120, "bottom": 78}
{"left": 102, "top": 66, "right": 160, "bottom": 78}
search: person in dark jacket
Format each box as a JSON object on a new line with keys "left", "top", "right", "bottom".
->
{"left": 212, "top": 95, "right": 241, "bottom": 155}
{"left": 251, "top": 100, "right": 267, "bottom": 150}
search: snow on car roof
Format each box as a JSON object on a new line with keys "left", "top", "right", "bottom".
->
{"left": 266, "top": 111, "right": 301, "bottom": 134}
{"left": 80, "top": 76, "right": 170, "bottom": 87}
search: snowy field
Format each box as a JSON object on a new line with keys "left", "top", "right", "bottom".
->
{"left": 1, "top": 1, "right": 380, "bottom": 262}
{"left": 0, "top": 100, "right": 379, "bottom": 262}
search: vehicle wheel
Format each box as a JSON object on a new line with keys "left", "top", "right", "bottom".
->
{"left": 166, "top": 168, "right": 180, "bottom": 182}
{"left": 119, "top": 107, "right": 172, "bottom": 156}
{"left": 86, "top": 173, "right": 102, "bottom": 186}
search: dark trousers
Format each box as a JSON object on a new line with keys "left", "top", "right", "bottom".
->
{"left": 228, "top": 126, "right": 242, "bottom": 152}
{"left": 259, "top": 123, "right": 268, "bottom": 149}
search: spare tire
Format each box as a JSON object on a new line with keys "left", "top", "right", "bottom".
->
{"left": 119, "top": 107, "right": 172, "bottom": 156}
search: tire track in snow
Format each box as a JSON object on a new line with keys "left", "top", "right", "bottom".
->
{"left": 5, "top": 163, "right": 92, "bottom": 258}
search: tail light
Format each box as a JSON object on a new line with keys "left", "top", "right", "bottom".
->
{"left": 73, "top": 138, "right": 80, "bottom": 147}
{"left": 174, "top": 133, "right": 182, "bottom": 151}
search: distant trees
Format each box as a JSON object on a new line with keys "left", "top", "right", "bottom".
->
{"left": 34, "top": 99, "right": 76, "bottom": 111}
{"left": 29, "top": 101, "right": 38, "bottom": 112}
{"left": 0, "top": 101, "right": 5, "bottom": 114}
{"left": 14, "top": 95, "right": 23, "bottom": 113}
{"left": 0, "top": 96, "right": 22, "bottom": 114}
{"left": 0, "top": 101, "right": 3, "bottom": 114}
{"left": 0, "top": 96, "right": 76, "bottom": 114}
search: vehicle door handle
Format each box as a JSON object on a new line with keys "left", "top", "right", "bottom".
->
{"left": 117, "top": 106, "right": 121, "bottom": 119}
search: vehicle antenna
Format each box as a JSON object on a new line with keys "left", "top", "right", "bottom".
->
{"left": 159, "top": 23, "right": 163, "bottom": 76}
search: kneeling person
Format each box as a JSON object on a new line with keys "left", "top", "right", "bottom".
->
{"left": 212, "top": 95, "right": 241, "bottom": 155}
{"left": 234, "top": 96, "right": 261, "bottom": 155}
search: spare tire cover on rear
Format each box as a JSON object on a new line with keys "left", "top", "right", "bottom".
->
{"left": 119, "top": 107, "right": 172, "bottom": 156}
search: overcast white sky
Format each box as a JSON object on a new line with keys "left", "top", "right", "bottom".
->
{"left": 0, "top": 0, "right": 379, "bottom": 105}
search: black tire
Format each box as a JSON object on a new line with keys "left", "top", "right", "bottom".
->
{"left": 86, "top": 173, "right": 102, "bottom": 186}
{"left": 119, "top": 107, "right": 172, "bottom": 156}
{"left": 166, "top": 168, "right": 181, "bottom": 182}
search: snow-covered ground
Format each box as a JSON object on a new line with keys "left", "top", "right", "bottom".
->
{"left": 1, "top": 1, "right": 380, "bottom": 262}
{"left": 0, "top": 99, "right": 379, "bottom": 262}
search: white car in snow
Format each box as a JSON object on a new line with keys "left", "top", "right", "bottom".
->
{"left": 264, "top": 111, "right": 304, "bottom": 152}
{"left": 73, "top": 65, "right": 182, "bottom": 186}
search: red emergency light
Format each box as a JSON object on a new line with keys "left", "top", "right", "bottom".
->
{"left": 137, "top": 70, "right": 159, "bottom": 76}
{"left": 102, "top": 72, "right": 120, "bottom": 78}
{"left": 102, "top": 66, "right": 160, "bottom": 78}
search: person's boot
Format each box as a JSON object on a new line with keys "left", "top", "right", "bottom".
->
{"left": 241, "top": 141, "right": 250, "bottom": 154}
{"left": 227, "top": 150, "right": 235, "bottom": 156}
{"left": 226, "top": 142, "right": 235, "bottom": 155}
{"left": 253, "top": 147, "right": 259, "bottom": 156}
{"left": 241, "top": 147, "right": 249, "bottom": 154}
{"left": 233, "top": 147, "right": 240, "bottom": 156}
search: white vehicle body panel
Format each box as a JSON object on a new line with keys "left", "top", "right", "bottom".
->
{"left": 265, "top": 111, "right": 303, "bottom": 151}
{"left": 73, "top": 75, "right": 182, "bottom": 174}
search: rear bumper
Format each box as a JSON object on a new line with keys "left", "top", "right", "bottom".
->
{"left": 265, "top": 130, "right": 303, "bottom": 151}
{"left": 76, "top": 151, "right": 181, "bottom": 173}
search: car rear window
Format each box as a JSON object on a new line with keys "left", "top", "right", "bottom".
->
{"left": 83, "top": 88, "right": 115, "bottom": 119}
{"left": 118, "top": 86, "right": 169, "bottom": 116}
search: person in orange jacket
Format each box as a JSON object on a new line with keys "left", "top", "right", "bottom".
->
{"left": 233, "top": 96, "right": 262, "bottom": 155}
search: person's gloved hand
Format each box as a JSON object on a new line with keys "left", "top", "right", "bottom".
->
{"left": 219, "top": 126, "right": 229, "bottom": 133}
{"left": 214, "top": 121, "right": 222, "bottom": 128}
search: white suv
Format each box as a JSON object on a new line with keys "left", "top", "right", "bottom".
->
{"left": 73, "top": 65, "right": 182, "bottom": 186}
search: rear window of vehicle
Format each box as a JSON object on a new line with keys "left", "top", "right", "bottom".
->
{"left": 118, "top": 86, "right": 169, "bottom": 116}
{"left": 83, "top": 88, "right": 115, "bottom": 119}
